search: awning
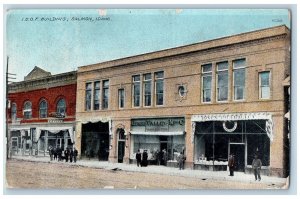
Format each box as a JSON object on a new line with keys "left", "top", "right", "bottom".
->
{"left": 35, "top": 126, "right": 74, "bottom": 143}
{"left": 130, "top": 131, "right": 185, "bottom": 136}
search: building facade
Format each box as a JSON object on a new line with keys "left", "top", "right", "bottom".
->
{"left": 7, "top": 67, "right": 77, "bottom": 156}
{"left": 75, "top": 25, "right": 290, "bottom": 177}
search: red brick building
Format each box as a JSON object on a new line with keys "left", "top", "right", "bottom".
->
{"left": 7, "top": 66, "right": 77, "bottom": 156}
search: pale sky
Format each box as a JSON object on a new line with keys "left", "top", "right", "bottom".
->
{"left": 6, "top": 9, "right": 290, "bottom": 81}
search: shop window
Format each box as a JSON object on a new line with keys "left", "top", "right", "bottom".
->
{"left": 233, "top": 59, "right": 246, "bottom": 100}
{"left": 259, "top": 71, "right": 270, "bottom": 99}
{"left": 102, "top": 80, "right": 109, "bottom": 109}
{"left": 118, "top": 88, "right": 125, "bottom": 109}
{"left": 23, "top": 101, "right": 32, "bottom": 119}
{"left": 39, "top": 100, "right": 48, "bottom": 118}
{"left": 143, "top": 73, "right": 152, "bottom": 107}
{"left": 155, "top": 71, "right": 164, "bottom": 106}
{"left": 57, "top": 99, "right": 66, "bottom": 116}
{"left": 11, "top": 103, "right": 17, "bottom": 120}
{"left": 85, "top": 82, "right": 92, "bottom": 111}
{"left": 216, "top": 61, "right": 229, "bottom": 102}
{"left": 202, "top": 64, "right": 212, "bottom": 102}
{"left": 132, "top": 75, "right": 141, "bottom": 107}
{"left": 94, "top": 81, "right": 100, "bottom": 110}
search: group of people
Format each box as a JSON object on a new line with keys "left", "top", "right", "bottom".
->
{"left": 228, "top": 153, "right": 262, "bottom": 181}
{"left": 49, "top": 146, "right": 78, "bottom": 163}
{"left": 135, "top": 149, "right": 186, "bottom": 170}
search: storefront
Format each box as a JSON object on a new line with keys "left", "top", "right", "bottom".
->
{"left": 192, "top": 112, "right": 273, "bottom": 173}
{"left": 130, "top": 117, "right": 186, "bottom": 166}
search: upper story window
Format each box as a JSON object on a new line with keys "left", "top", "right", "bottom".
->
{"left": 85, "top": 82, "right": 92, "bottom": 111}
{"left": 259, "top": 71, "right": 271, "bottom": 99}
{"left": 155, "top": 71, "right": 164, "bottom": 106}
{"left": 23, "top": 101, "right": 32, "bottom": 119}
{"left": 102, "top": 80, "right": 109, "bottom": 109}
{"left": 118, "top": 88, "right": 125, "bottom": 109}
{"left": 39, "top": 100, "right": 48, "bottom": 118}
{"left": 11, "top": 103, "right": 17, "bottom": 120}
{"left": 132, "top": 75, "right": 141, "bottom": 107}
{"left": 216, "top": 61, "right": 229, "bottom": 102}
{"left": 94, "top": 81, "right": 100, "bottom": 110}
{"left": 143, "top": 73, "right": 152, "bottom": 106}
{"left": 233, "top": 59, "right": 246, "bottom": 100}
{"left": 57, "top": 99, "right": 66, "bottom": 116}
{"left": 202, "top": 64, "right": 212, "bottom": 103}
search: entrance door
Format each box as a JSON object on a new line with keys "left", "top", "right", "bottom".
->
{"left": 229, "top": 144, "right": 245, "bottom": 172}
{"left": 117, "top": 129, "right": 126, "bottom": 163}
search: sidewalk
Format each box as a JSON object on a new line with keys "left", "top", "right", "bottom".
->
{"left": 8, "top": 154, "right": 287, "bottom": 187}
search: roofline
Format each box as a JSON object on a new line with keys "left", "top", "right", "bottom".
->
{"left": 78, "top": 25, "right": 290, "bottom": 72}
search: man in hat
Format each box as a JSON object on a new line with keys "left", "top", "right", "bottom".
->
{"left": 252, "top": 154, "right": 262, "bottom": 181}
{"left": 228, "top": 153, "right": 235, "bottom": 176}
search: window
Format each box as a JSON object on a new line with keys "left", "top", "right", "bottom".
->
{"left": 39, "top": 100, "right": 48, "bottom": 118}
{"left": 202, "top": 64, "right": 212, "bottom": 102}
{"left": 216, "top": 61, "right": 229, "bottom": 101}
{"left": 102, "top": 80, "right": 109, "bottom": 109}
{"left": 11, "top": 103, "right": 17, "bottom": 120}
{"left": 57, "top": 99, "right": 66, "bottom": 116}
{"left": 178, "top": 85, "right": 186, "bottom": 97}
{"left": 118, "top": 89, "right": 125, "bottom": 108}
{"left": 233, "top": 59, "right": 246, "bottom": 100}
{"left": 143, "top": 73, "right": 152, "bottom": 106}
{"left": 85, "top": 82, "right": 92, "bottom": 111}
{"left": 94, "top": 81, "right": 100, "bottom": 110}
{"left": 23, "top": 101, "right": 32, "bottom": 119}
{"left": 133, "top": 75, "right": 141, "bottom": 107}
{"left": 259, "top": 71, "right": 270, "bottom": 99}
{"left": 155, "top": 71, "right": 164, "bottom": 105}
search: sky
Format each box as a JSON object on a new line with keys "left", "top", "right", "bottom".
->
{"left": 5, "top": 9, "right": 290, "bottom": 81}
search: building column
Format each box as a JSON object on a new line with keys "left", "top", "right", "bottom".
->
{"left": 184, "top": 116, "right": 193, "bottom": 169}
{"left": 75, "top": 121, "right": 82, "bottom": 158}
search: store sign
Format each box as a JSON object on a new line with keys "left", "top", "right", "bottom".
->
{"left": 191, "top": 112, "right": 272, "bottom": 122}
{"left": 49, "top": 112, "right": 65, "bottom": 118}
{"left": 48, "top": 119, "right": 64, "bottom": 123}
{"left": 131, "top": 117, "right": 185, "bottom": 132}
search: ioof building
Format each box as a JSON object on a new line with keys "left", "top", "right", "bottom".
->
{"left": 7, "top": 67, "right": 77, "bottom": 156}
{"left": 75, "top": 25, "right": 290, "bottom": 177}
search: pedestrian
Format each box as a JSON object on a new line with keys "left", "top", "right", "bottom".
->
{"left": 162, "top": 149, "right": 167, "bottom": 166}
{"left": 57, "top": 147, "right": 62, "bottom": 161}
{"left": 228, "top": 153, "right": 235, "bottom": 176}
{"left": 135, "top": 149, "right": 142, "bottom": 167}
{"left": 69, "top": 148, "right": 74, "bottom": 163}
{"left": 156, "top": 149, "right": 161, "bottom": 165}
{"left": 141, "top": 150, "right": 148, "bottom": 167}
{"left": 64, "top": 148, "right": 69, "bottom": 162}
{"left": 177, "top": 152, "right": 185, "bottom": 170}
{"left": 49, "top": 146, "right": 53, "bottom": 161}
{"left": 74, "top": 148, "right": 78, "bottom": 163}
{"left": 252, "top": 154, "right": 262, "bottom": 181}
{"left": 53, "top": 147, "right": 57, "bottom": 160}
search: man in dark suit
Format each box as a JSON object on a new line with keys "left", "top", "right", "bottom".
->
{"left": 228, "top": 154, "right": 235, "bottom": 176}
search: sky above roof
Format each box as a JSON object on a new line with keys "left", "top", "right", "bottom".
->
{"left": 6, "top": 9, "right": 290, "bottom": 81}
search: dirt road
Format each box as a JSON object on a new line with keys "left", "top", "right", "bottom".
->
{"left": 5, "top": 159, "right": 284, "bottom": 189}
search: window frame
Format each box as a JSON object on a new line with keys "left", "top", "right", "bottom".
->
{"left": 259, "top": 71, "right": 271, "bottom": 100}
{"left": 23, "top": 101, "right": 32, "bottom": 119}
{"left": 155, "top": 71, "right": 164, "bottom": 106}
{"left": 201, "top": 63, "right": 213, "bottom": 103}
{"left": 118, "top": 88, "right": 125, "bottom": 109}
{"left": 57, "top": 98, "right": 66, "bottom": 116}
{"left": 143, "top": 73, "right": 152, "bottom": 107}
{"left": 39, "top": 99, "right": 48, "bottom": 118}
{"left": 11, "top": 103, "right": 17, "bottom": 121}
{"left": 216, "top": 61, "right": 229, "bottom": 102}
{"left": 233, "top": 59, "right": 246, "bottom": 101}
{"left": 102, "top": 80, "right": 109, "bottom": 109}
{"left": 93, "top": 81, "right": 100, "bottom": 110}
{"left": 85, "top": 82, "right": 92, "bottom": 111}
{"left": 132, "top": 75, "right": 141, "bottom": 108}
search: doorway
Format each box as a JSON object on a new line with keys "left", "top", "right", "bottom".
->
{"left": 117, "top": 129, "right": 126, "bottom": 163}
{"left": 229, "top": 143, "right": 245, "bottom": 172}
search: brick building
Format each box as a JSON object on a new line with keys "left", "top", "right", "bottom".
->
{"left": 75, "top": 25, "right": 290, "bottom": 177}
{"left": 7, "top": 67, "right": 77, "bottom": 156}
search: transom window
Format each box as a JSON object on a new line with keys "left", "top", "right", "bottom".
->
{"left": 233, "top": 59, "right": 246, "bottom": 100}
{"left": 23, "top": 101, "right": 32, "bottom": 119}
{"left": 216, "top": 61, "right": 229, "bottom": 101}
{"left": 57, "top": 99, "right": 66, "bottom": 116}
{"left": 39, "top": 100, "right": 48, "bottom": 118}
{"left": 202, "top": 64, "right": 212, "bottom": 102}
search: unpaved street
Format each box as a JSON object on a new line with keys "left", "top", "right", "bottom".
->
{"left": 6, "top": 159, "right": 284, "bottom": 189}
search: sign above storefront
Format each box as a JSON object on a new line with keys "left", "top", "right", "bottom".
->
{"left": 131, "top": 117, "right": 185, "bottom": 132}
{"left": 191, "top": 112, "right": 272, "bottom": 122}
{"left": 49, "top": 112, "right": 65, "bottom": 118}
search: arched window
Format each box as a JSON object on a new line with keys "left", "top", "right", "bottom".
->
{"left": 39, "top": 100, "right": 48, "bottom": 118}
{"left": 57, "top": 99, "right": 66, "bottom": 116}
{"left": 11, "top": 103, "right": 17, "bottom": 120}
{"left": 23, "top": 101, "right": 32, "bottom": 119}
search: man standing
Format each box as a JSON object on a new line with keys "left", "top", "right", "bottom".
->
{"left": 252, "top": 154, "right": 262, "bottom": 181}
{"left": 228, "top": 154, "right": 235, "bottom": 176}
{"left": 135, "top": 149, "right": 142, "bottom": 167}
{"left": 177, "top": 152, "right": 185, "bottom": 170}
{"left": 74, "top": 148, "right": 78, "bottom": 163}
